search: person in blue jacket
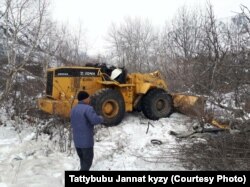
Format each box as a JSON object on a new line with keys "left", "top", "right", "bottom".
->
{"left": 70, "top": 91, "right": 103, "bottom": 171}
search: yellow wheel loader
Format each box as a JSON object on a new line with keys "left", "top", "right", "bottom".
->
{"left": 38, "top": 65, "right": 204, "bottom": 126}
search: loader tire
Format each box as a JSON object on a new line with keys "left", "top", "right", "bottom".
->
{"left": 90, "top": 88, "right": 125, "bottom": 126}
{"left": 142, "top": 89, "right": 173, "bottom": 120}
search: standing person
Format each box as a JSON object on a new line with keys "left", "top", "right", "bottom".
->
{"left": 70, "top": 91, "right": 103, "bottom": 171}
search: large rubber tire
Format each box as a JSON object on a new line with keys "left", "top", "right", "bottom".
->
{"left": 142, "top": 89, "right": 173, "bottom": 120}
{"left": 90, "top": 88, "right": 125, "bottom": 126}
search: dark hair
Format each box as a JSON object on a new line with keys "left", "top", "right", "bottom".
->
{"left": 77, "top": 91, "right": 89, "bottom": 101}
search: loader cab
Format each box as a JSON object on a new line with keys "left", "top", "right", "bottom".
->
{"left": 85, "top": 63, "right": 127, "bottom": 84}
{"left": 110, "top": 68, "right": 127, "bottom": 84}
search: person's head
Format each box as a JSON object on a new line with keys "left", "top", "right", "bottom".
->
{"left": 77, "top": 91, "right": 90, "bottom": 104}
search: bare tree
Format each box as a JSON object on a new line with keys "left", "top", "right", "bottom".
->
{"left": 107, "top": 17, "right": 159, "bottom": 72}
{"left": 160, "top": 6, "right": 204, "bottom": 91}
{"left": 159, "top": 2, "right": 250, "bottom": 128}
{"left": 0, "top": 0, "right": 50, "bottom": 102}
{"left": 53, "top": 23, "right": 88, "bottom": 66}
{"left": 39, "top": 20, "right": 62, "bottom": 83}
{"left": 240, "top": 5, "right": 250, "bottom": 29}
{"left": 166, "top": 6, "right": 203, "bottom": 60}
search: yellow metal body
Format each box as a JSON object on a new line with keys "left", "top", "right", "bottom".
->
{"left": 172, "top": 94, "right": 206, "bottom": 117}
{"left": 38, "top": 66, "right": 227, "bottom": 128}
{"left": 210, "top": 119, "right": 230, "bottom": 129}
{"left": 172, "top": 94, "right": 229, "bottom": 129}
{"left": 38, "top": 67, "right": 168, "bottom": 118}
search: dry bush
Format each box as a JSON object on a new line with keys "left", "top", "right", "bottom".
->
{"left": 180, "top": 131, "right": 250, "bottom": 170}
{"left": 36, "top": 117, "right": 72, "bottom": 153}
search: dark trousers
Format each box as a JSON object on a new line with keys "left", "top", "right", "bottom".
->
{"left": 76, "top": 147, "right": 94, "bottom": 171}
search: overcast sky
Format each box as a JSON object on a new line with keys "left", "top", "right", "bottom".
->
{"left": 52, "top": 0, "right": 250, "bottom": 56}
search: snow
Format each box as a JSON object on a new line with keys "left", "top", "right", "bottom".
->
{"left": 26, "top": 76, "right": 35, "bottom": 80}
{"left": 0, "top": 124, "right": 77, "bottom": 187}
{"left": 93, "top": 113, "right": 192, "bottom": 170}
{"left": 0, "top": 111, "right": 194, "bottom": 186}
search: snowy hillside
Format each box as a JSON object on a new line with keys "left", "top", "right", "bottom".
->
{"left": 0, "top": 111, "right": 194, "bottom": 187}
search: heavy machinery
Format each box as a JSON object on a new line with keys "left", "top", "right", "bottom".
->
{"left": 38, "top": 65, "right": 204, "bottom": 126}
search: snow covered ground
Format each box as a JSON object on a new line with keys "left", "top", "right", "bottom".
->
{"left": 0, "top": 111, "right": 194, "bottom": 187}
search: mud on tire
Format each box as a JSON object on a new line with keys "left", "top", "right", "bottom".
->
{"left": 90, "top": 88, "right": 125, "bottom": 126}
{"left": 142, "top": 88, "right": 173, "bottom": 120}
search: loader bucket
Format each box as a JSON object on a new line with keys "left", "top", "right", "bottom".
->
{"left": 171, "top": 94, "right": 206, "bottom": 118}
